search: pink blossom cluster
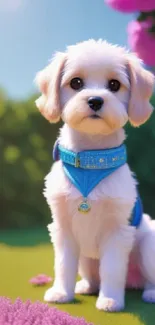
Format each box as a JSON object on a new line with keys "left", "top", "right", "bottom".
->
{"left": 29, "top": 273, "right": 52, "bottom": 286}
{"left": 128, "top": 19, "right": 155, "bottom": 66}
{"left": 0, "top": 297, "right": 94, "bottom": 325}
{"left": 105, "top": 0, "right": 155, "bottom": 66}
{"left": 105, "top": 0, "right": 155, "bottom": 13}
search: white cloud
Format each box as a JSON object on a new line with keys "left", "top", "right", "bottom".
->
{"left": 0, "top": 0, "right": 24, "bottom": 12}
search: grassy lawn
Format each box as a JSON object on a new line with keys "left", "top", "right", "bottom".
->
{"left": 0, "top": 229, "right": 155, "bottom": 325}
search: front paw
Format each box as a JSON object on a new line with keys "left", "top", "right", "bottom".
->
{"left": 44, "top": 287, "right": 74, "bottom": 303}
{"left": 96, "top": 296, "right": 124, "bottom": 312}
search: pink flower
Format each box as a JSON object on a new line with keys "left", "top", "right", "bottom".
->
{"left": 0, "top": 297, "right": 93, "bottom": 325}
{"left": 128, "top": 19, "right": 155, "bottom": 66}
{"left": 29, "top": 274, "right": 52, "bottom": 286}
{"left": 105, "top": 0, "right": 155, "bottom": 13}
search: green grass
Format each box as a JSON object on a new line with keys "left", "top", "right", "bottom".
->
{"left": 0, "top": 229, "right": 155, "bottom": 325}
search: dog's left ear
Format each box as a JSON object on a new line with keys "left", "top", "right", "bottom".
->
{"left": 35, "top": 52, "right": 66, "bottom": 123}
{"left": 127, "top": 54, "right": 154, "bottom": 127}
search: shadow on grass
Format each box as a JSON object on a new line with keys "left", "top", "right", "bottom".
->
{"left": 125, "top": 290, "right": 155, "bottom": 325}
{"left": 70, "top": 298, "right": 83, "bottom": 304}
{"left": 57, "top": 298, "right": 83, "bottom": 305}
{"left": 0, "top": 227, "right": 49, "bottom": 246}
{"left": 70, "top": 290, "right": 155, "bottom": 325}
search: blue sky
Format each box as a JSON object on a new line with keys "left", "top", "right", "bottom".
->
{"left": 0, "top": 0, "right": 133, "bottom": 99}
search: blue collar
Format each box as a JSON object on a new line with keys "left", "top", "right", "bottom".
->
{"left": 57, "top": 143, "right": 127, "bottom": 170}
{"left": 53, "top": 140, "right": 127, "bottom": 198}
{"left": 53, "top": 140, "right": 142, "bottom": 227}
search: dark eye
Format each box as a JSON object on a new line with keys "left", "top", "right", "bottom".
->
{"left": 108, "top": 79, "right": 121, "bottom": 92}
{"left": 70, "top": 77, "right": 84, "bottom": 90}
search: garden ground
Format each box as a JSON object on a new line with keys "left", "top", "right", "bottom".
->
{"left": 0, "top": 228, "right": 155, "bottom": 325}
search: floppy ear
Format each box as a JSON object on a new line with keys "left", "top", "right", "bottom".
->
{"left": 127, "top": 54, "right": 154, "bottom": 127}
{"left": 35, "top": 52, "right": 66, "bottom": 123}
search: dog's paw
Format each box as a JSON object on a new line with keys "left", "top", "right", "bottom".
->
{"left": 44, "top": 287, "right": 74, "bottom": 303}
{"left": 96, "top": 296, "right": 124, "bottom": 312}
{"left": 142, "top": 289, "right": 155, "bottom": 303}
{"left": 75, "top": 279, "right": 98, "bottom": 295}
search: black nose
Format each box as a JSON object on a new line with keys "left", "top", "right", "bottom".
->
{"left": 88, "top": 96, "right": 104, "bottom": 112}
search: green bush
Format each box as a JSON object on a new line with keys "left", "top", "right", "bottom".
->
{"left": 1, "top": 92, "right": 155, "bottom": 229}
{"left": 1, "top": 92, "right": 61, "bottom": 229}
{"left": 126, "top": 94, "right": 155, "bottom": 218}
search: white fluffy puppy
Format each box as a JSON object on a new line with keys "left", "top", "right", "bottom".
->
{"left": 35, "top": 39, "right": 155, "bottom": 312}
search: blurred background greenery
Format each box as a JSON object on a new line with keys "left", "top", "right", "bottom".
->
{"left": 1, "top": 90, "right": 60, "bottom": 229}
{"left": 1, "top": 91, "right": 155, "bottom": 229}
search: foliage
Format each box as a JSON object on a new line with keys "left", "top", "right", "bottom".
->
{"left": 1, "top": 92, "right": 61, "bottom": 229}
{"left": 1, "top": 92, "right": 155, "bottom": 229}
{"left": 126, "top": 94, "right": 155, "bottom": 218}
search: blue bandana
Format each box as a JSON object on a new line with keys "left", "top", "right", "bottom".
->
{"left": 53, "top": 140, "right": 142, "bottom": 227}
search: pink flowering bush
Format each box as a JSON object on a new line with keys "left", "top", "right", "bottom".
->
{"left": 128, "top": 19, "right": 155, "bottom": 66}
{"left": 0, "top": 297, "right": 94, "bottom": 325}
{"left": 105, "top": 0, "right": 155, "bottom": 13}
{"left": 105, "top": 0, "right": 155, "bottom": 67}
{"left": 29, "top": 274, "right": 52, "bottom": 286}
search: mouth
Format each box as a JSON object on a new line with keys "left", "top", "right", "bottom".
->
{"left": 90, "top": 114, "right": 101, "bottom": 119}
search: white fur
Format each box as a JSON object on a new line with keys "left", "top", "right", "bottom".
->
{"left": 35, "top": 39, "right": 155, "bottom": 312}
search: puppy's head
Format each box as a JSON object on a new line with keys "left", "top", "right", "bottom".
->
{"left": 35, "top": 39, "right": 154, "bottom": 135}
